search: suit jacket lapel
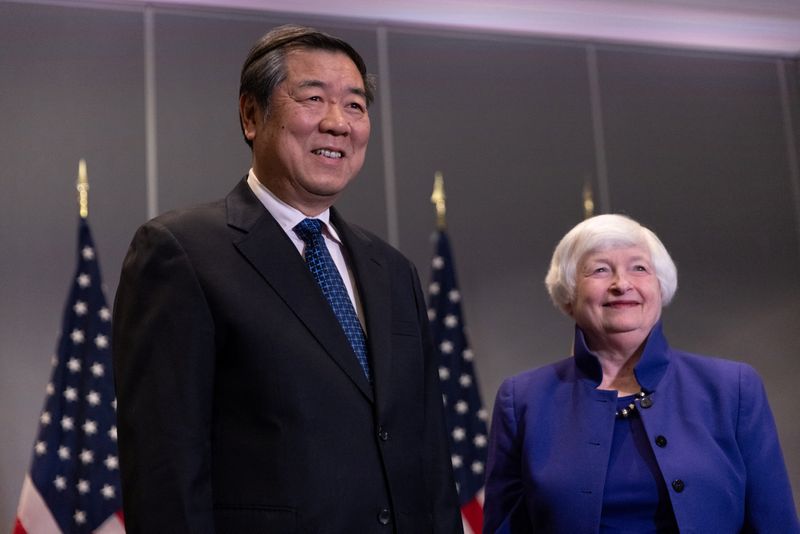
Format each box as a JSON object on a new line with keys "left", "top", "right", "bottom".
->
{"left": 332, "top": 209, "right": 393, "bottom": 414}
{"left": 226, "top": 179, "right": 374, "bottom": 402}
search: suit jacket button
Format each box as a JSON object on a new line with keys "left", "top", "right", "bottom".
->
{"left": 377, "top": 508, "right": 391, "bottom": 525}
{"left": 640, "top": 396, "right": 653, "bottom": 409}
{"left": 672, "top": 479, "right": 685, "bottom": 492}
{"left": 655, "top": 435, "right": 667, "bottom": 447}
{"left": 378, "top": 427, "right": 390, "bottom": 441}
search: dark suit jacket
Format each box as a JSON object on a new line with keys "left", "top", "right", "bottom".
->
{"left": 112, "top": 179, "right": 462, "bottom": 533}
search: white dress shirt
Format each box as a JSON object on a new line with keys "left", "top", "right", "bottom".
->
{"left": 246, "top": 170, "right": 366, "bottom": 327}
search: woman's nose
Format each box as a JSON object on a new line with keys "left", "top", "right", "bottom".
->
{"left": 611, "top": 273, "right": 632, "bottom": 293}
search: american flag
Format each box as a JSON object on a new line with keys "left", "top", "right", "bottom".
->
{"left": 427, "top": 230, "right": 489, "bottom": 534}
{"left": 13, "top": 218, "right": 124, "bottom": 534}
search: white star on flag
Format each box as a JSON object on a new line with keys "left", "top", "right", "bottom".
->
{"left": 108, "top": 426, "right": 118, "bottom": 441}
{"left": 439, "top": 340, "right": 454, "bottom": 354}
{"left": 61, "top": 416, "right": 74, "bottom": 430}
{"left": 73, "top": 300, "right": 88, "bottom": 316}
{"left": 45, "top": 382, "right": 54, "bottom": 395}
{"left": 452, "top": 427, "right": 466, "bottom": 441}
{"left": 82, "top": 419, "right": 98, "bottom": 435}
{"left": 86, "top": 391, "right": 101, "bottom": 406}
{"left": 432, "top": 256, "right": 445, "bottom": 269}
{"left": 444, "top": 314, "right": 459, "bottom": 328}
{"left": 67, "top": 358, "right": 81, "bottom": 373}
{"left": 54, "top": 476, "right": 66, "bottom": 491}
{"left": 462, "top": 348, "right": 474, "bottom": 361}
{"left": 477, "top": 408, "right": 488, "bottom": 421}
{"left": 40, "top": 412, "right": 51, "bottom": 425}
{"left": 474, "top": 434, "right": 488, "bottom": 448}
{"left": 94, "top": 334, "right": 109, "bottom": 349}
{"left": 98, "top": 306, "right": 111, "bottom": 321}
{"left": 448, "top": 289, "right": 461, "bottom": 302}
{"left": 34, "top": 442, "right": 47, "bottom": 455}
{"left": 101, "top": 484, "right": 116, "bottom": 499}
{"left": 79, "top": 449, "right": 94, "bottom": 464}
{"left": 438, "top": 367, "right": 451, "bottom": 380}
{"left": 455, "top": 400, "right": 469, "bottom": 414}
{"left": 81, "top": 246, "right": 95, "bottom": 260}
{"left": 90, "top": 362, "right": 105, "bottom": 377}
{"left": 104, "top": 455, "right": 119, "bottom": 470}
{"left": 459, "top": 373, "right": 473, "bottom": 387}
{"left": 57, "top": 446, "right": 70, "bottom": 460}
{"left": 63, "top": 387, "right": 78, "bottom": 402}
{"left": 76, "top": 273, "right": 91, "bottom": 288}
{"left": 74, "top": 509, "right": 87, "bottom": 525}
{"left": 451, "top": 455, "right": 463, "bottom": 468}
{"left": 77, "top": 480, "right": 90, "bottom": 494}
{"left": 428, "top": 282, "right": 440, "bottom": 295}
{"left": 471, "top": 461, "right": 484, "bottom": 474}
{"left": 70, "top": 329, "right": 85, "bottom": 344}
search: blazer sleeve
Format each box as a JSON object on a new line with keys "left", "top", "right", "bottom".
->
{"left": 737, "top": 364, "right": 800, "bottom": 532}
{"left": 483, "top": 378, "right": 533, "bottom": 534}
{"left": 412, "top": 263, "right": 465, "bottom": 533}
{"left": 112, "top": 221, "right": 216, "bottom": 534}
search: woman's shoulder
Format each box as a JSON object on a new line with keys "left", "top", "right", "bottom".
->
{"left": 500, "top": 357, "right": 576, "bottom": 393}
{"left": 667, "top": 349, "right": 764, "bottom": 394}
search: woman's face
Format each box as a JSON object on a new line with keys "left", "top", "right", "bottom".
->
{"left": 569, "top": 244, "right": 662, "bottom": 348}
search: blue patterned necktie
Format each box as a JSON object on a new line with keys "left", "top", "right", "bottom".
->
{"left": 294, "top": 218, "right": 371, "bottom": 381}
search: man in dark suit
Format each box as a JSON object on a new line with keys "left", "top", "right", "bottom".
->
{"left": 112, "top": 24, "right": 462, "bottom": 533}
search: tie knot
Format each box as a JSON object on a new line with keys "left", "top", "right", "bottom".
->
{"left": 294, "top": 218, "right": 323, "bottom": 244}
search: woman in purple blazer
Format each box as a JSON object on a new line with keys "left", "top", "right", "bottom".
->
{"left": 484, "top": 214, "right": 799, "bottom": 533}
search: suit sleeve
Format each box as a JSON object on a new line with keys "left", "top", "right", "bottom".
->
{"left": 112, "top": 221, "right": 216, "bottom": 534}
{"left": 411, "top": 264, "right": 464, "bottom": 533}
{"left": 483, "top": 378, "right": 533, "bottom": 534}
{"left": 737, "top": 364, "right": 800, "bottom": 533}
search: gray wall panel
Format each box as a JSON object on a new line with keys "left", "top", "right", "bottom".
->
{"left": 0, "top": 2, "right": 146, "bottom": 525}
{"left": 387, "top": 30, "right": 598, "bottom": 414}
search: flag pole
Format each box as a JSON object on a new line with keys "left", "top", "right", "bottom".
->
{"left": 77, "top": 158, "right": 89, "bottom": 219}
{"left": 431, "top": 171, "right": 447, "bottom": 230}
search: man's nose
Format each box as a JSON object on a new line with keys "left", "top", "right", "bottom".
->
{"left": 320, "top": 105, "right": 349, "bottom": 135}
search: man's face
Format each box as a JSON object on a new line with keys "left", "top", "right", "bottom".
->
{"left": 243, "top": 48, "right": 371, "bottom": 215}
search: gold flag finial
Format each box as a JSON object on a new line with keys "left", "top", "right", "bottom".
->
{"left": 77, "top": 159, "right": 89, "bottom": 219}
{"left": 431, "top": 171, "right": 446, "bottom": 230}
{"left": 582, "top": 180, "right": 594, "bottom": 220}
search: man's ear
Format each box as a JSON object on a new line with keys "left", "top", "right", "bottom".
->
{"left": 239, "top": 94, "right": 259, "bottom": 142}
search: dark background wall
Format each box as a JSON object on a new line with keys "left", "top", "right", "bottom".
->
{"left": 2, "top": 1, "right": 799, "bottom": 524}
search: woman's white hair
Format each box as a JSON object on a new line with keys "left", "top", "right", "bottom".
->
{"left": 544, "top": 214, "right": 678, "bottom": 314}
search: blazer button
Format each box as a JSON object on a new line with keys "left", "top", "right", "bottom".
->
{"left": 378, "top": 427, "right": 390, "bottom": 441}
{"left": 377, "top": 508, "right": 392, "bottom": 525}
{"left": 640, "top": 396, "right": 653, "bottom": 409}
{"left": 655, "top": 435, "right": 667, "bottom": 448}
{"left": 672, "top": 479, "right": 685, "bottom": 493}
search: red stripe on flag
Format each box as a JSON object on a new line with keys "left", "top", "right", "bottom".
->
{"left": 461, "top": 496, "right": 484, "bottom": 534}
{"left": 12, "top": 517, "right": 27, "bottom": 534}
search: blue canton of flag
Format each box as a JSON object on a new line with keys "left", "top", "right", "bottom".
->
{"left": 15, "top": 218, "right": 124, "bottom": 533}
{"left": 427, "top": 230, "right": 488, "bottom": 533}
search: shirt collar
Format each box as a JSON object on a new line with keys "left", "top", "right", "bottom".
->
{"left": 246, "top": 169, "right": 343, "bottom": 244}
